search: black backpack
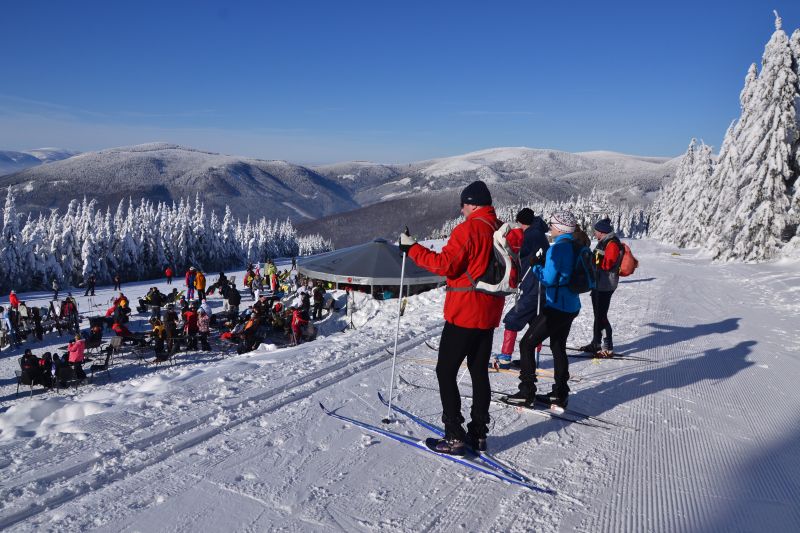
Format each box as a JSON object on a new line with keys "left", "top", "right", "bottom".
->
{"left": 567, "top": 240, "right": 597, "bottom": 294}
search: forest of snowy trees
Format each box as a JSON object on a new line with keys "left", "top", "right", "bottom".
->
{"left": 651, "top": 12, "right": 800, "bottom": 262}
{"left": 431, "top": 196, "right": 650, "bottom": 241}
{"left": 0, "top": 189, "right": 331, "bottom": 293}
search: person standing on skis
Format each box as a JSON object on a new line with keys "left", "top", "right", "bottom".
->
{"left": 400, "top": 180, "right": 504, "bottom": 455}
{"left": 578, "top": 217, "right": 622, "bottom": 356}
{"left": 503, "top": 211, "right": 581, "bottom": 409}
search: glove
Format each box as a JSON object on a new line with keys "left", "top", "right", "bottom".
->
{"left": 399, "top": 227, "right": 417, "bottom": 254}
{"left": 531, "top": 248, "right": 546, "bottom": 266}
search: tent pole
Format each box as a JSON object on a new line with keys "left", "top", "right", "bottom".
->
{"left": 382, "top": 252, "right": 407, "bottom": 424}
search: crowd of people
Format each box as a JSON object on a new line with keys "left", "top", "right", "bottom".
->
{"left": 399, "top": 179, "right": 630, "bottom": 455}
{"left": 7, "top": 259, "right": 344, "bottom": 393}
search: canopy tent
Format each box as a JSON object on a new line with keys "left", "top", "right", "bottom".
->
{"left": 297, "top": 239, "right": 444, "bottom": 292}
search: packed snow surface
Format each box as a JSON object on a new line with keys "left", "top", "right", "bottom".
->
{"left": 0, "top": 240, "right": 799, "bottom": 531}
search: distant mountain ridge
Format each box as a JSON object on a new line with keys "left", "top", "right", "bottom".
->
{"left": 0, "top": 143, "right": 679, "bottom": 245}
{"left": 313, "top": 147, "right": 677, "bottom": 207}
{"left": 0, "top": 143, "right": 359, "bottom": 222}
{"left": 0, "top": 148, "right": 79, "bottom": 175}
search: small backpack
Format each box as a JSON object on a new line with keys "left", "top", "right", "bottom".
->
{"left": 617, "top": 243, "right": 639, "bottom": 277}
{"left": 567, "top": 240, "right": 597, "bottom": 294}
{"left": 471, "top": 220, "right": 521, "bottom": 296}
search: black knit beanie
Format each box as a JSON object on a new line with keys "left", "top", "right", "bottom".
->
{"left": 460, "top": 180, "right": 492, "bottom": 206}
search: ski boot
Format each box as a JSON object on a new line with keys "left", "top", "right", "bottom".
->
{"left": 597, "top": 338, "right": 614, "bottom": 358}
{"left": 577, "top": 341, "right": 601, "bottom": 354}
{"left": 465, "top": 433, "right": 487, "bottom": 452}
{"left": 425, "top": 437, "right": 466, "bottom": 456}
{"left": 535, "top": 390, "right": 569, "bottom": 410}
{"left": 501, "top": 391, "right": 535, "bottom": 408}
{"left": 492, "top": 353, "right": 512, "bottom": 370}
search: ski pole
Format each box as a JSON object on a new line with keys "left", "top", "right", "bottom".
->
{"left": 383, "top": 250, "right": 407, "bottom": 424}
{"left": 536, "top": 280, "right": 542, "bottom": 368}
{"left": 535, "top": 248, "right": 544, "bottom": 368}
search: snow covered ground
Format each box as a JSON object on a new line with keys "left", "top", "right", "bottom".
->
{"left": 1, "top": 240, "right": 799, "bottom": 532}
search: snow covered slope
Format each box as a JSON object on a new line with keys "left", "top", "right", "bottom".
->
{"left": 0, "top": 143, "right": 358, "bottom": 221}
{"left": 0, "top": 240, "right": 798, "bottom": 531}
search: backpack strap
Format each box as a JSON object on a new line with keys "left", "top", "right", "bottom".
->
{"left": 596, "top": 236, "right": 624, "bottom": 273}
{"left": 445, "top": 216, "right": 500, "bottom": 293}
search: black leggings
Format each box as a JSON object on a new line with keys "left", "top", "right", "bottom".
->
{"left": 591, "top": 290, "right": 614, "bottom": 343}
{"left": 436, "top": 322, "right": 494, "bottom": 440}
{"left": 517, "top": 307, "right": 578, "bottom": 397}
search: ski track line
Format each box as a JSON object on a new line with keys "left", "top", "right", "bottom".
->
{"left": 578, "top": 254, "right": 796, "bottom": 532}
{"left": 0, "top": 325, "right": 442, "bottom": 530}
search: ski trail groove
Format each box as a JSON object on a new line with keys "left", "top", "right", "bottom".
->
{"left": 0, "top": 326, "right": 441, "bottom": 529}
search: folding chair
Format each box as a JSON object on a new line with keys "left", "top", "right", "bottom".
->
{"left": 89, "top": 350, "right": 113, "bottom": 383}
{"left": 84, "top": 338, "right": 104, "bottom": 361}
{"left": 56, "top": 365, "right": 82, "bottom": 392}
{"left": 108, "top": 336, "right": 124, "bottom": 366}
{"left": 15, "top": 370, "right": 35, "bottom": 398}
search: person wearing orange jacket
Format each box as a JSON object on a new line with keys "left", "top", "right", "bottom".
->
{"left": 400, "top": 180, "right": 505, "bottom": 455}
{"left": 194, "top": 270, "right": 207, "bottom": 301}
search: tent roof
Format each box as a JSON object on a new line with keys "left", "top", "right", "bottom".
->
{"left": 297, "top": 239, "right": 444, "bottom": 286}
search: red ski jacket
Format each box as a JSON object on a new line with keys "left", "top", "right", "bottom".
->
{"left": 409, "top": 206, "right": 505, "bottom": 330}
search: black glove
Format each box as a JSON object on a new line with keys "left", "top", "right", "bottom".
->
{"left": 399, "top": 227, "right": 417, "bottom": 254}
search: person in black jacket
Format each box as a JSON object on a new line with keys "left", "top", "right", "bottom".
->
{"left": 221, "top": 284, "right": 241, "bottom": 317}
{"left": 519, "top": 212, "right": 550, "bottom": 270}
{"left": 84, "top": 274, "right": 96, "bottom": 296}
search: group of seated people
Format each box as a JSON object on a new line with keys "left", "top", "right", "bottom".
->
{"left": 18, "top": 333, "right": 92, "bottom": 389}
{"left": 14, "top": 270, "right": 342, "bottom": 394}
{"left": 149, "top": 300, "right": 213, "bottom": 361}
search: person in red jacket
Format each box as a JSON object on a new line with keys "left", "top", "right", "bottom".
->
{"left": 183, "top": 305, "right": 199, "bottom": 350}
{"left": 578, "top": 217, "right": 622, "bottom": 356}
{"left": 291, "top": 307, "right": 309, "bottom": 345}
{"left": 165, "top": 266, "right": 173, "bottom": 285}
{"left": 400, "top": 180, "right": 505, "bottom": 455}
{"left": 495, "top": 207, "right": 534, "bottom": 367}
{"left": 9, "top": 290, "right": 20, "bottom": 309}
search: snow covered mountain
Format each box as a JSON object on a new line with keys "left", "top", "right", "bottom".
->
{"left": 0, "top": 143, "right": 359, "bottom": 222}
{"left": 304, "top": 149, "right": 677, "bottom": 247}
{"left": 0, "top": 148, "right": 78, "bottom": 176}
{"left": 2, "top": 143, "right": 677, "bottom": 245}
{"left": 314, "top": 147, "right": 678, "bottom": 207}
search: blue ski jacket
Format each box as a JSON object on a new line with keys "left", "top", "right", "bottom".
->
{"left": 535, "top": 233, "right": 580, "bottom": 314}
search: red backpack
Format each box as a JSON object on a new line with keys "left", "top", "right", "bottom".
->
{"left": 618, "top": 243, "right": 639, "bottom": 277}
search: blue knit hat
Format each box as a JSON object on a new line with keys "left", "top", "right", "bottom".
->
{"left": 593, "top": 217, "right": 613, "bottom": 234}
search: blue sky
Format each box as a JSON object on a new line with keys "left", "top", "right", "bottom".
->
{"left": 1, "top": 0, "right": 799, "bottom": 164}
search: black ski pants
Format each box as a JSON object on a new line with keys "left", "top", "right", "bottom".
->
{"left": 517, "top": 306, "right": 579, "bottom": 398}
{"left": 591, "top": 289, "right": 614, "bottom": 344}
{"left": 436, "top": 321, "right": 494, "bottom": 440}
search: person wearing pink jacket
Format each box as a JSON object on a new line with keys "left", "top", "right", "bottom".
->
{"left": 67, "top": 334, "right": 87, "bottom": 380}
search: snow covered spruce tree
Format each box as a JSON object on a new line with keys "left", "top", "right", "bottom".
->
{"left": 650, "top": 139, "right": 715, "bottom": 247}
{"left": 0, "top": 187, "right": 30, "bottom": 291}
{"left": 653, "top": 12, "right": 800, "bottom": 262}
{"left": 714, "top": 12, "right": 800, "bottom": 261}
